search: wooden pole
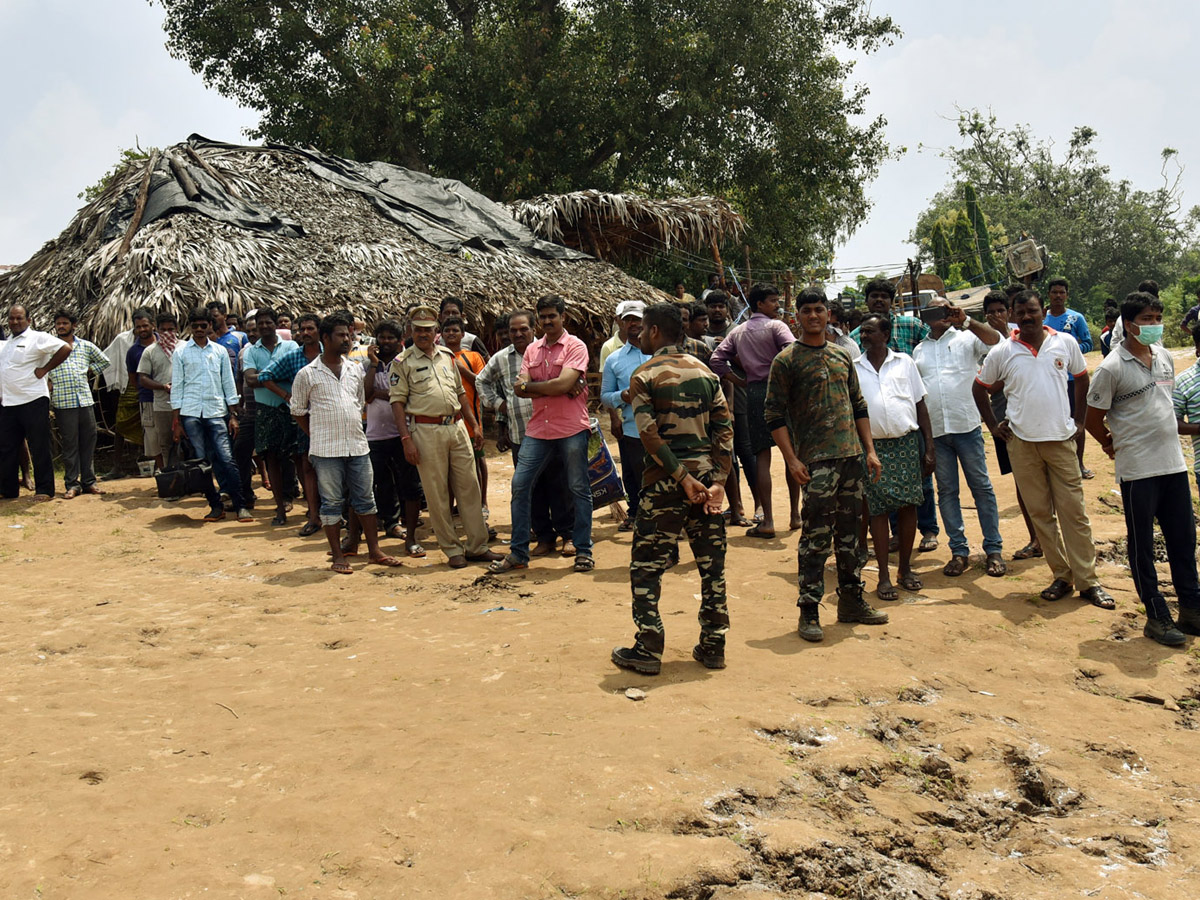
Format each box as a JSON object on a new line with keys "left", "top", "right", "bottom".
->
{"left": 117, "top": 149, "right": 160, "bottom": 261}
{"left": 167, "top": 151, "right": 201, "bottom": 202}
{"left": 183, "top": 145, "right": 242, "bottom": 199}
{"left": 710, "top": 238, "right": 725, "bottom": 289}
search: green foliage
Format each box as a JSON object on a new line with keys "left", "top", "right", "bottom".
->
{"left": 156, "top": 0, "right": 901, "bottom": 270}
{"left": 951, "top": 214, "right": 980, "bottom": 285}
{"left": 964, "top": 183, "right": 997, "bottom": 283}
{"left": 77, "top": 147, "right": 155, "bottom": 202}
{"left": 913, "top": 110, "right": 1200, "bottom": 321}
{"left": 930, "top": 221, "right": 951, "bottom": 281}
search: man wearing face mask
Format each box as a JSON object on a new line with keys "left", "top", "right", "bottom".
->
{"left": 1086, "top": 291, "right": 1200, "bottom": 646}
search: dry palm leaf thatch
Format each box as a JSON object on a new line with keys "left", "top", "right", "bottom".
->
{"left": 0, "top": 140, "right": 671, "bottom": 356}
{"left": 508, "top": 190, "right": 746, "bottom": 262}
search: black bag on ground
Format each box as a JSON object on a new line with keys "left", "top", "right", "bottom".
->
{"left": 155, "top": 440, "right": 214, "bottom": 499}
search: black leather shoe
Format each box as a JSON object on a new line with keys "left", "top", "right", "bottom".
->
{"left": 611, "top": 645, "right": 661, "bottom": 675}
{"left": 1144, "top": 617, "right": 1186, "bottom": 647}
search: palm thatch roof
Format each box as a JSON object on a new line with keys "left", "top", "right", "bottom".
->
{"left": 508, "top": 191, "right": 745, "bottom": 263}
{"left": 0, "top": 138, "right": 671, "bottom": 349}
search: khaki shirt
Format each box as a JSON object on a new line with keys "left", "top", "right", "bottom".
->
{"left": 388, "top": 344, "right": 463, "bottom": 416}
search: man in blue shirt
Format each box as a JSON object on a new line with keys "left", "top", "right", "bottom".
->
{"left": 244, "top": 307, "right": 300, "bottom": 526}
{"left": 601, "top": 302, "right": 651, "bottom": 529}
{"left": 171, "top": 306, "right": 251, "bottom": 523}
{"left": 207, "top": 300, "right": 247, "bottom": 381}
{"left": 1043, "top": 278, "right": 1095, "bottom": 477}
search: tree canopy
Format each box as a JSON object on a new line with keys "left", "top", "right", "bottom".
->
{"left": 912, "top": 110, "right": 1200, "bottom": 319}
{"left": 157, "top": 0, "right": 899, "bottom": 269}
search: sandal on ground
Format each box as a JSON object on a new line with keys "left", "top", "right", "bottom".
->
{"left": 985, "top": 553, "right": 1007, "bottom": 577}
{"left": 617, "top": 518, "right": 635, "bottom": 532}
{"left": 745, "top": 524, "right": 776, "bottom": 539}
{"left": 369, "top": 555, "right": 404, "bottom": 568}
{"left": 942, "top": 555, "right": 970, "bottom": 577}
{"left": 1081, "top": 467, "right": 1095, "bottom": 480}
{"left": 330, "top": 560, "right": 354, "bottom": 575}
{"left": 573, "top": 555, "right": 595, "bottom": 572}
{"left": 298, "top": 520, "right": 321, "bottom": 537}
{"left": 387, "top": 524, "right": 406, "bottom": 539}
{"left": 405, "top": 542, "right": 427, "bottom": 558}
{"left": 728, "top": 514, "right": 752, "bottom": 527}
{"left": 326, "top": 550, "right": 360, "bottom": 557}
{"left": 1012, "top": 542, "right": 1042, "bottom": 560}
{"left": 561, "top": 540, "right": 577, "bottom": 557}
{"left": 83, "top": 485, "right": 102, "bottom": 495}
{"left": 1080, "top": 586, "right": 1116, "bottom": 609}
{"left": 488, "top": 556, "right": 528, "bottom": 573}
{"left": 1040, "top": 579, "right": 1074, "bottom": 602}
{"left": 898, "top": 572, "right": 923, "bottom": 592}
{"left": 918, "top": 533, "right": 938, "bottom": 553}
{"left": 876, "top": 582, "right": 899, "bottom": 602}
{"left": 64, "top": 488, "right": 80, "bottom": 499}
{"left": 531, "top": 542, "right": 557, "bottom": 557}
{"left": 271, "top": 512, "right": 288, "bottom": 526}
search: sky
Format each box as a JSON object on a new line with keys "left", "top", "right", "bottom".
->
{"left": 1, "top": 0, "right": 1197, "bottom": 292}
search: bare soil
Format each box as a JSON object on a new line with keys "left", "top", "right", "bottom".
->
{"left": 3, "top": 354, "right": 1199, "bottom": 900}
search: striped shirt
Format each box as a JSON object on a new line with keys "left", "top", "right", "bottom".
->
{"left": 290, "top": 356, "right": 369, "bottom": 458}
{"left": 477, "top": 344, "right": 532, "bottom": 443}
{"left": 49, "top": 338, "right": 109, "bottom": 409}
{"left": 1173, "top": 359, "right": 1200, "bottom": 475}
{"left": 850, "top": 315, "right": 930, "bottom": 355}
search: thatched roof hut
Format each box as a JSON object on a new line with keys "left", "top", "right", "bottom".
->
{"left": 0, "top": 137, "right": 670, "bottom": 351}
{"left": 508, "top": 191, "right": 745, "bottom": 263}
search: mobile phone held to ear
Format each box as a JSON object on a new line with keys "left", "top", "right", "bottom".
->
{"left": 919, "top": 306, "right": 949, "bottom": 324}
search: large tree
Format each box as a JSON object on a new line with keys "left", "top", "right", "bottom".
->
{"left": 912, "top": 110, "right": 1199, "bottom": 319}
{"left": 158, "top": 0, "right": 899, "bottom": 268}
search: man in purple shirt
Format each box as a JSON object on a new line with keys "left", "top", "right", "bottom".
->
{"left": 710, "top": 283, "right": 798, "bottom": 538}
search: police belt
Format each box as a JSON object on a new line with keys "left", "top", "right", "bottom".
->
{"left": 410, "top": 413, "right": 463, "bottom": 425}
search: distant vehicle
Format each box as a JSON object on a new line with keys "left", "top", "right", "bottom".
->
{"left": 897, "top": 290, "right": 939, "bottom": 314}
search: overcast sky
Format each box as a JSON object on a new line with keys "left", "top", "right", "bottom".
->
{"left": 2, "top": 0, "right": 1196, "bottom": 291}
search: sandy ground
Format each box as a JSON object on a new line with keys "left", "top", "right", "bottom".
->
{"left": 3, "top": 352, "right": 1200, "bottom": 900}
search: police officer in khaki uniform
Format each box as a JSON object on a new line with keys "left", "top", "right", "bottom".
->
{"left": 389, "top": 305, "right": 502, "bottom": 568}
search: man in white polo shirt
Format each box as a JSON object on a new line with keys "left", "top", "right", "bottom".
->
{"left": 1085, "top": 291, "right": 1200, "bottom": 645}
{"left": 972, "top": 289, "right": 1114, "bottom": 609}
{"left": 0, "top": 304, "right": 71, "bottom": 500}
{"left": 913, "top": 297, "right": 1004, "bottom": 578}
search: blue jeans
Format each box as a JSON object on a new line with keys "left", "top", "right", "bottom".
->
{"left": 181, "top": 415, "right": 244, "bottom": 510}
{"left": 309, "top": 454, "right": 377, "bottom": 527}
{"left": 509, "top": 429, "right": 593, "bottom": 563}
{"left": 933, "top": 428, "right": 1002, "bottom": 556}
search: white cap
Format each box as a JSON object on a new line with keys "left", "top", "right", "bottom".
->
{"left": 615, "top": 300, "right": 646, "bottom": 320}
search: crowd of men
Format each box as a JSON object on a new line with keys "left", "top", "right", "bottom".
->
{"left": 3, "top": 274, "right": 1200, "bottom": 673}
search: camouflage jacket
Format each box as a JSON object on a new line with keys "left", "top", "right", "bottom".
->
{"left": 763, "top": 340, "right": 869, "bottom": 465}
{"left": 629, "top": 345, "right": 733, "bottom": 486}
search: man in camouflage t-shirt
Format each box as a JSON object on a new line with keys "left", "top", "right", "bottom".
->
{"left": 611, "top": 303, "right": 734, "bottom": 675}
{"left": 765, "top": 288, "right": 886, "bottom": 643}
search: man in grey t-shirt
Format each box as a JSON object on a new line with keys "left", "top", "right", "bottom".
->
{"left": 135, "top": 312, "right": 180, "bottom": 472}
{"left": 1085, "top": 290, "right": 1200, "bottom": 646}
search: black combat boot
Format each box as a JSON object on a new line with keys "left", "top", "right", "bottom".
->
{"left": 836, "top": 582, "right": 889, "bottom": 625}
{"left": 797, "top": 603, "right": 824, "bottom": 642}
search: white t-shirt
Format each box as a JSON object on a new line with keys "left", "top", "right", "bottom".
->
{"left": 913, "top": 328, "right": 991, "bottom": 438}
{"left": 0, "top": 328, "right": 68, "bottom": 406}
{"left": 976, "top": 329, "right": 1087, "bottom": 443}
{"left": 855, "top": 349, "right": 927, "bottom": 440}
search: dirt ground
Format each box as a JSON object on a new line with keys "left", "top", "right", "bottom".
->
{"left": 3, "top": 352, "right": 1200, "bottom": 900}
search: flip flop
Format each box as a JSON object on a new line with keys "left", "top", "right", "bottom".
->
{"left": 330, "top": 561, "right": 354, "bottom": 575}
{"left": 1040, "top": 579, "right": 1074, "bottom": 602}
{"left": 1012, "top": 543, "right": 1042, "bottom": 560}
{"left": 387, "top": 524, "right": 406, "bottom": 539}
{"left": 405, "top": 543, "right": 427, "bottom": 558}
{"left": 728, "top": 514, "right": 752, "bottom": 527}
{"left": 488, "top": 556, "right": 528, "bottom": 573}
{"left": 942, "top": 556, "right": 969, "bottom": 577}
{"left": 898, "top": 573, "right": 923, "bottom": 592}
{"left": 327, "top": 550, "right": 360, "bottom": 557}
{"left": 745, "top": 524, "right": 776, "bottom": 539}
{"left": 876, "top": 583, "right": 899, "bottom": 601}
{"left": 917, "top": 534, "right": 938, "bottom": 552}
{"left": 298, "top": 521, "right": 321, "bottom": 537}
{"left": 369, "top": 555, "right": 404, "bottom": 567}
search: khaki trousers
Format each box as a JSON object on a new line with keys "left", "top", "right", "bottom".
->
{"left": 1007, "top": 435, "right": 1098, "bottom": 588}
{"left": 410, "top": 421, "right": 489, "bottom": 558}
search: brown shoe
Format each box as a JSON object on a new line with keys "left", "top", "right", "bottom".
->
{"left": 447, "top": 555, "right": 468, "bottom": 569}
{"left": 466, "top": 550, "right": 504, "bottom": 563}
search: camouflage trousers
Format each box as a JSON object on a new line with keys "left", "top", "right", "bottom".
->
{"left": 796, "top": 456, "right": 867, "bottom": 607}
{"left": 629, "top": 478, "right": 728, "bottom": 660}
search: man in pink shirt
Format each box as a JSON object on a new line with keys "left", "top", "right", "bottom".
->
{"left": 491, "top": 295, "right": 595, "bottom": 573}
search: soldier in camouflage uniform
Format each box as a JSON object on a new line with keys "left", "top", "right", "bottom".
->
{"left": 764, "top": 287, "right": 887, "bottom": 642}
{"left": 612, "top": 303, "right": 734, "bottom": 675}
